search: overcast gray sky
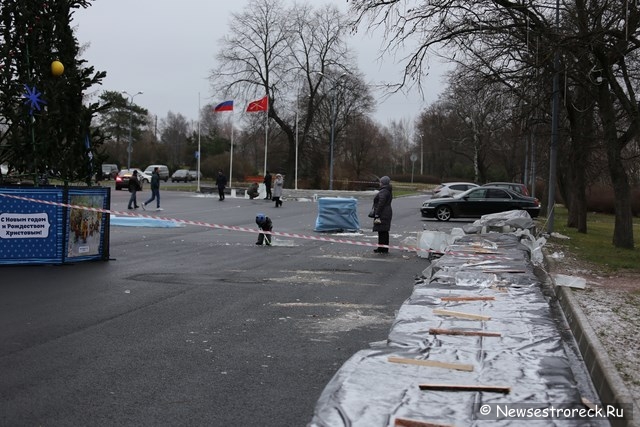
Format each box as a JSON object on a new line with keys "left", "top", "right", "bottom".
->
{"left": 74, "top": 0, "right": 449, "bottom": 127}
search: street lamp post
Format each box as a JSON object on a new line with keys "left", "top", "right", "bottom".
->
{"left": 329, "top": 90, "right": 336, "bottom": 190}
{"left": 318, "top": 72, "right": 346, "bottom": 190}
{"left": 122, "top": 90, "right": 143, "bottom": 170}
{"left": 419, "top": 132, "right": 424, "bottom": 175}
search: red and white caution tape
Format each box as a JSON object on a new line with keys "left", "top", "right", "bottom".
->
{"left": 0, "top": 192, "right": 513, "bottom": 259}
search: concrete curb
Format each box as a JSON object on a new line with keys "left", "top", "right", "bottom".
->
{"left": 545, "top": 256, "right": 639, "bottom": 427}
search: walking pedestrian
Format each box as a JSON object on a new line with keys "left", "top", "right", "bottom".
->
{"left": 263, "top": 171, "right": 272, "bottom": 200}
{"left": 142, "top": 167, "right": 162, "bottom": 211}
{"left": 127, "top": 170, "right": 142, "bottom": 210}
{"left": 216, "top": 170, "right": 227, "bottom": 201}
{"left": 372, "top": 176, "right": 393, "bottom": 253}
{"left": 272, "top": 173, "right": 283, "bottom": 207}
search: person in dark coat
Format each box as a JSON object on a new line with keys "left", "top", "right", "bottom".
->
{"left": 372, "top": 176, "right": 393, "bottom": 253}
{"left": 263, "top": 171, "right": 272, "bottom": 200}
{"left": 127, "top": 170, "right": 142, "bottom": 209}
{"left": 216, "top": 170, "right": 227, "bottom": 201}
{"left": 247, "top": 182, "right": 259, "bottom": 199}
{"left": 255, "top": 213, "right": 273, "bottom": 246}
{"left": 142, "top": 167, "right": 161, "bottom": 210}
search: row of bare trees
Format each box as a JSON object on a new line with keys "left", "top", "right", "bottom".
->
{"left": 349, "top": 0, "right": 640, "bottom": 249}
{"left": 209, "top": 0, "right": 400, "bottom": 187}
{"left": 95, "top": 0, "right": 415, "bottom": 186}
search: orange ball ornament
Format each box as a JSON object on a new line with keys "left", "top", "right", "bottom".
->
{"left": 51, "top": 60, "right": 64, "bottom": 76}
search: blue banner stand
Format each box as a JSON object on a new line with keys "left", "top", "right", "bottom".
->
{"left": 0, "top": 186, "right": 111, "bottom": 265}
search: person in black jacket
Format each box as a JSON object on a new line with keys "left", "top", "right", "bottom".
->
{"left": 255, "top": 213, "right": 273, "bottom": 246}
{"left": 247, "top": 182, "right": 259, "bottom": 199}
{"left": 372, "top": 176, "right": 393, "bottom": 253}
{"left": 142, "top": 167, "right": 161, "bottom": 210}
{"left": 263, "top": 171, "right": 272, "bottom": 200}
{"left": 127, "top": 170, "right": 142, "bottom": 209}
{"left": 216, "top": 170, "right": 227, "bottom": 201}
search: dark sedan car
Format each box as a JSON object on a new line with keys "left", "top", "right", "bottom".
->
{"left": 420, "top": 186, "right": 540, "bottom": 221}
{"left": 171, "top": 169, "right": 193, "bottom": 182}
{"left": 115, "top": 169, "right": 146, "bottom": 191}
{"left": 482, "top": 181, "right": 530, "bottom": 196}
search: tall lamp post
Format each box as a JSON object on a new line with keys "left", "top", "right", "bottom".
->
{"left": 318, "top": 72, "right": 346, "bottom": 190}
{"left": 122, "top": 90, "right": 143, "bottom": 170}
{"left": 419, "top": 132, "right": 424, "bottom": 175}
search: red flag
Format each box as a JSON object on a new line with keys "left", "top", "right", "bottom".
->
{"left": 246, "top": 96, "right": 268, "bottom": 112}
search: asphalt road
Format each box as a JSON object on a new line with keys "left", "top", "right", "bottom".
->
{"left": 0, "top": 189, "right": 462, "bottom": 427}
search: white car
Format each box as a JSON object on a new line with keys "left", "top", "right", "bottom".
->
{"left": 130, "top": 168, "right": 152, "bottom": 183}
{"left": 432, "top": 182, "right": 478, "bottom": 198}
{"left": 144, "top": 165, "right": 170, "bottom": 182}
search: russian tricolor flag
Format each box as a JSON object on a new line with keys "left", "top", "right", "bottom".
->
{"left": 213, "top": 100, "right": 234, "bottom": 112}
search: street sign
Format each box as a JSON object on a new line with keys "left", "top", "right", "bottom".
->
{"left": 410, "top": 154, "right": 417, "bottom": 183}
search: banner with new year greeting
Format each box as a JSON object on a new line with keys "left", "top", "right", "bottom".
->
{"left": 0, "top": 186, "right": 110, "bottom": 265}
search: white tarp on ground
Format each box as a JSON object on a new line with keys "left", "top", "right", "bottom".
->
{"left": 309, "top": 233, "right": 603, "bottom": 427}
{"left": 463, "top": 209, "right": 537, "bottom": 235}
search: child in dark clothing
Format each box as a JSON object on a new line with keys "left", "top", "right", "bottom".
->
{"left": 255, "top": 213, "right": 273, "bottom": 246}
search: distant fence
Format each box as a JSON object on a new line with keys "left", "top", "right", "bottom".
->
{"left": 244, "top": 176, "right": 263, "bottom": 184}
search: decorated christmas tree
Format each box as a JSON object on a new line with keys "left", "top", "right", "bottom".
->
{"left": 0, "top": 0, "right": 106, "bottom": 185}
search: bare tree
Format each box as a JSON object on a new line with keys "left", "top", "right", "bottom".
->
{"left": 342, "top": 115, "right": 383, "bottom": 181}
{"left": 210, "top": 0, "right": 373, "bottom": 187}
{"left": 160, "top": 112, "right": 190, "bottom": 170}
{"left": 349, "top": 0, "right": 640, "bottom": 248}
{"left": 387, "top": 119, "right": 413, "bottom": 175}
{"left": 441, "top": 70, "right": 518, "bottom": 183}
{"left": 416, "top": 102, "right": 464, "bottom": 180}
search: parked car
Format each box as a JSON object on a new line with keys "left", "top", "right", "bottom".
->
{"left": 482, "top": 182, "right": 530, "bottom": 196}
{"left": 131, "top": 168, "right": 151, "bottom": 183}
{"left": 115, "top": 169, "right": 149, "bottom": 191}
{"left": 432, "top": 182, "right": 478, "bottom": 198}
{"left": 101, "top": 163, "right": 118, "bottom": 180}
{"left": 188, "top": 170, "right": 203, "bottom": 181}
{"left": 144, "top": 164, "right": 170, "bottom": 182}
{"left": 171, "top": 169, "right": 193, "bottom": 182}
{"left": 421, "top": 186, "right": 541, "bottom": 221}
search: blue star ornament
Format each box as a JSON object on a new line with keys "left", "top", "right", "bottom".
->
{"left": 23, "top": 84, "right": 47, "bottom": 115}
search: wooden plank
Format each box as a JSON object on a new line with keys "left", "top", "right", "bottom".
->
{"left": 419, "top": 383, "right": 511, "bottom": 394}
{"left": 432, "top": 308, "right": 491, "bottom": 321}
{"left": 581, "top": 396, "right": 597, "bottom": 410}
{"left": 395, "top": 417, "right": 455, "bottom": 427}
{"left": 428, "top": 328, "right": 501, "bottom": 337}
{"left": 388, "top": 356, "right": 474, "bottom": 372}
{"left": 440, "top": 296, "right": 495, "bottom": 302}
{"left": 481, "top": 269, "right": 526, "bottom": 273}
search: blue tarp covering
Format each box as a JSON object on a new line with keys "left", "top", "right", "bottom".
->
{"left": 110, "top": 216, "right": 184, "bottom": 228}
{"left": 314, "top": 197, "right": 360, "bottom": 232}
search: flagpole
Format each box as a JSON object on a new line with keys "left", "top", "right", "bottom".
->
{"left": 294, "top": 110, "right": 298, "bottom": 190}
{"left": 197, "top": 93, "right": 201, "bottom": 193}
{"left": 229, "top": 116, "right": 234, "bottom": 189}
